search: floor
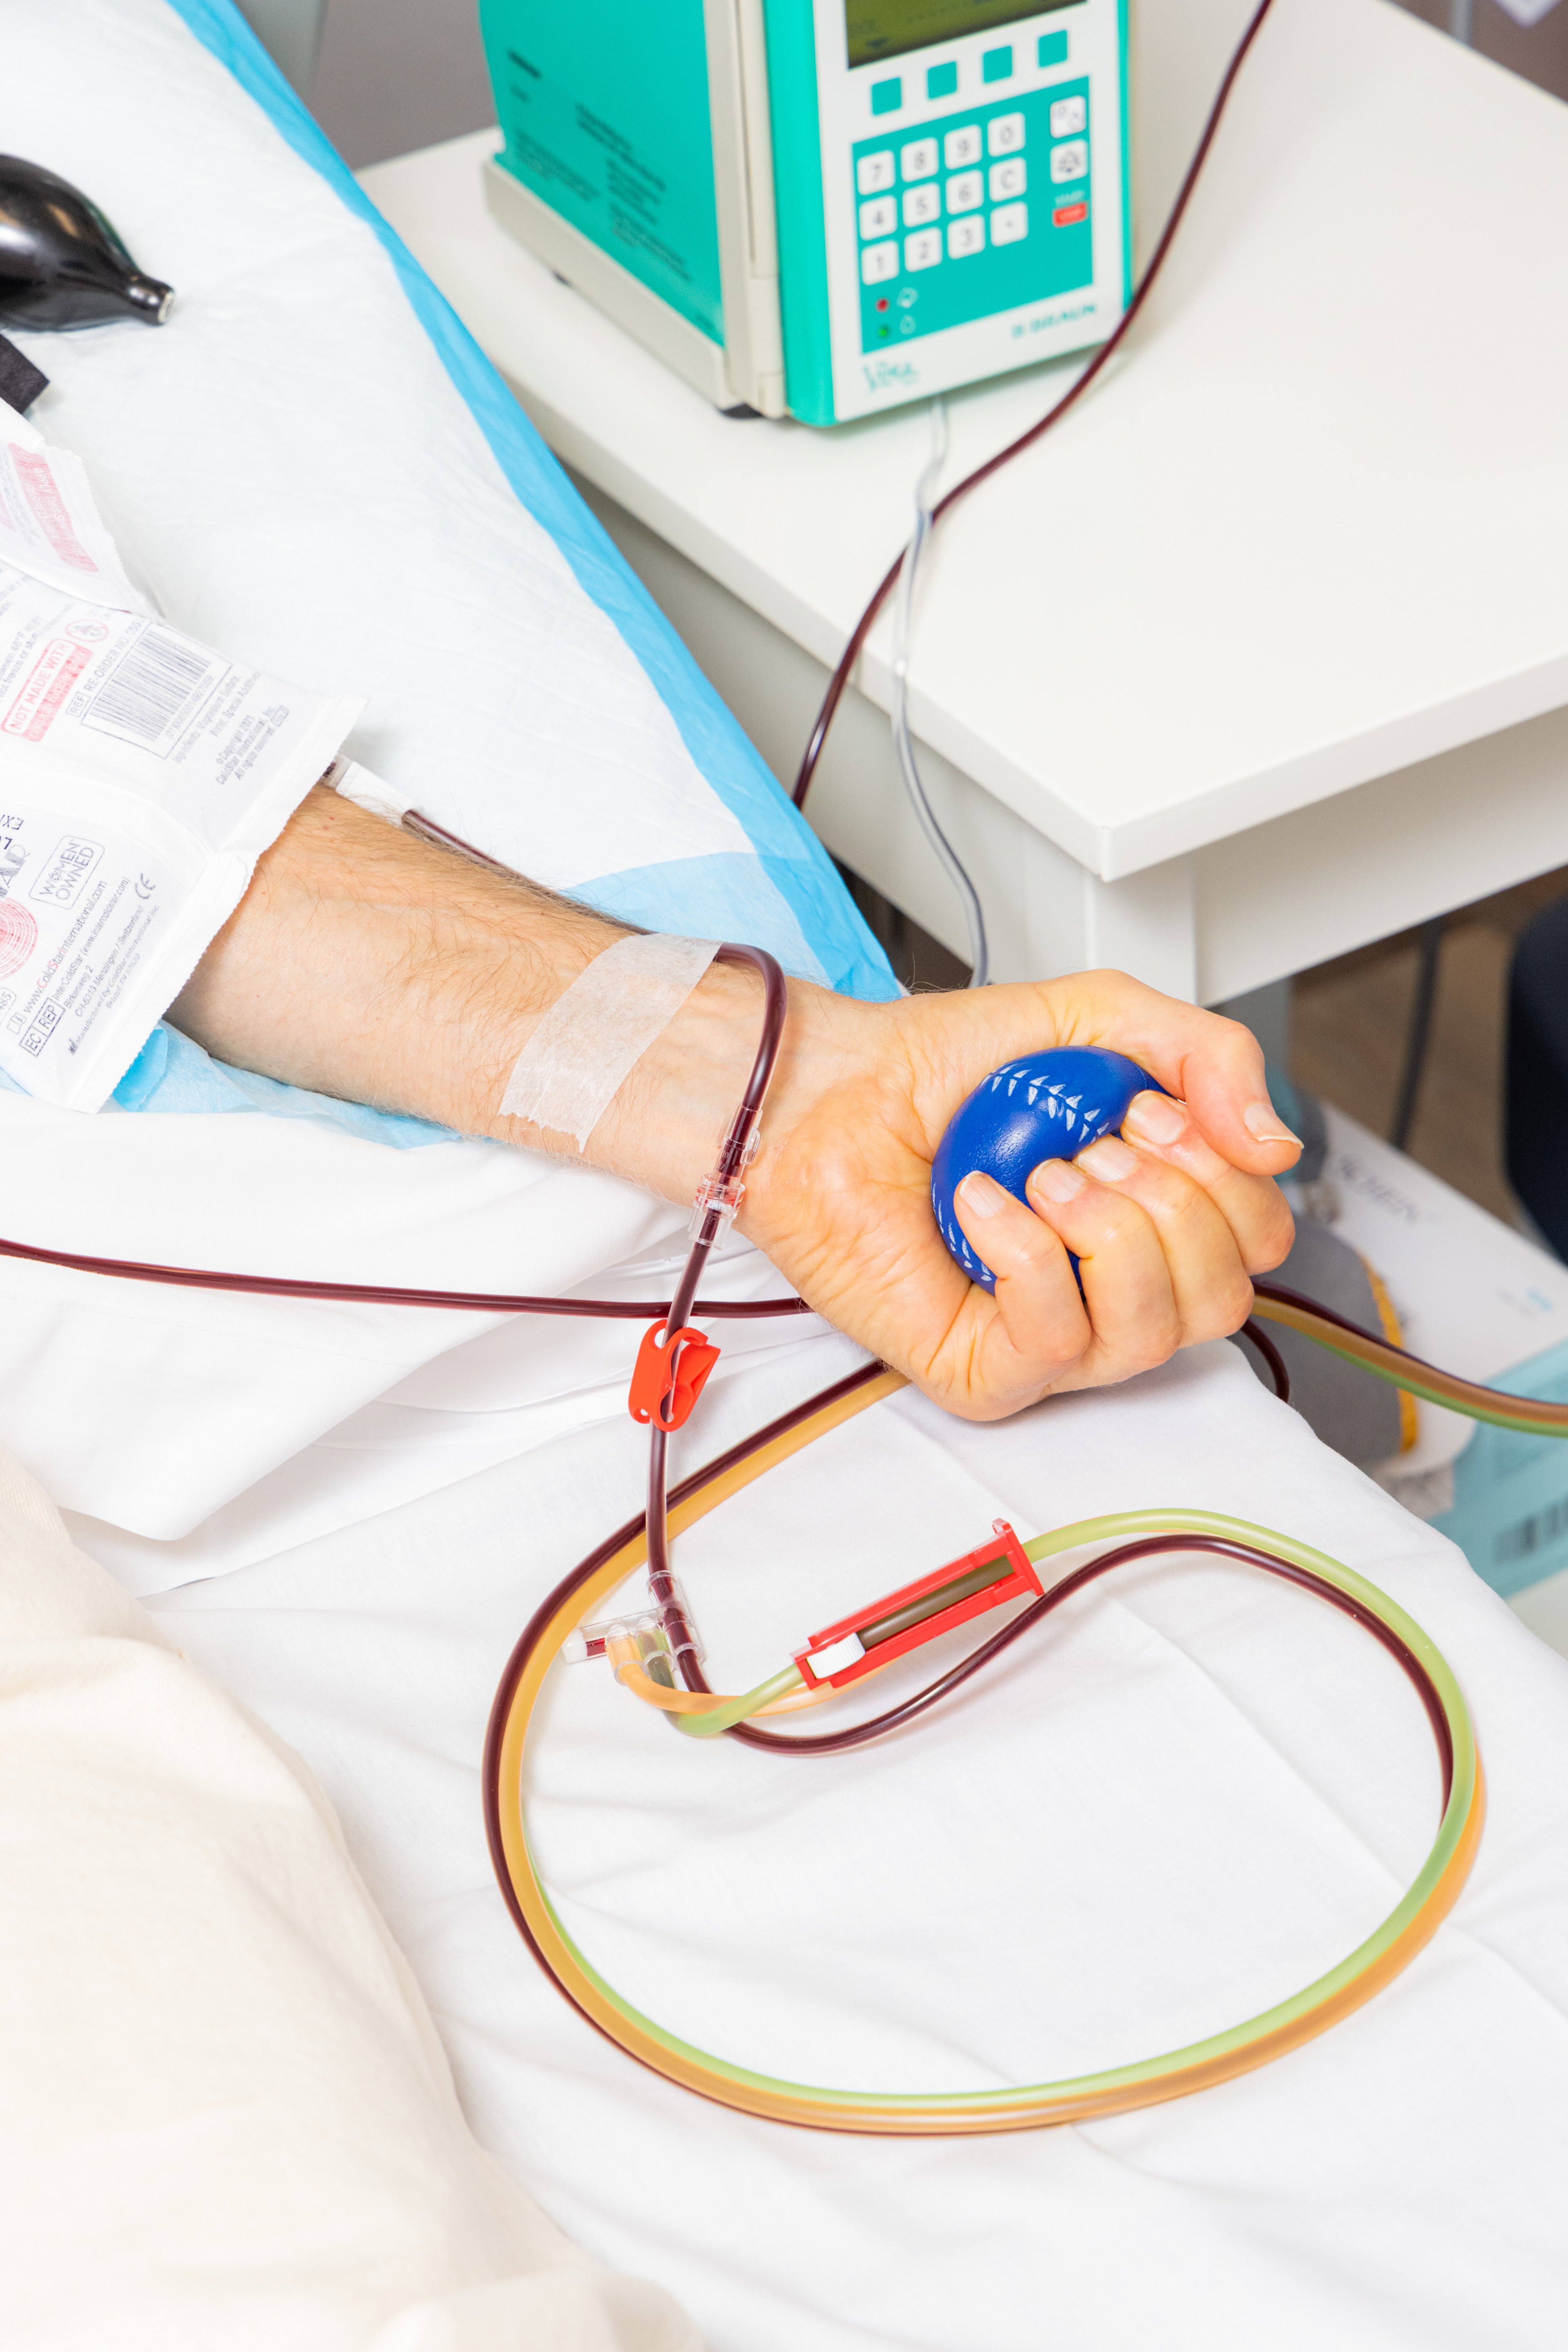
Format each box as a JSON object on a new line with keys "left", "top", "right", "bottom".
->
{"left": 1290, "top": 871, "right": 1568, "bottom": 1230}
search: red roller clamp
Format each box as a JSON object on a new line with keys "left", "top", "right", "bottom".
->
{"left": 795, "top": 1521, "right": 1040, "bottom": 1690}
{"left": 628, "top": 1320, "right": 720, "bottom": 1431}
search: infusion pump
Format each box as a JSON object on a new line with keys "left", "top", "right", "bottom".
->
{"left": 477, "top": 0, "right": 1129, "bottom": 426}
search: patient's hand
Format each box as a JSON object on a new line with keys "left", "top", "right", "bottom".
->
{"left": 695, "top": 967, "right": 1298, "bottom": 1421}
{"left": 173, "top": 789, "right": 1296, "bottom": 1422}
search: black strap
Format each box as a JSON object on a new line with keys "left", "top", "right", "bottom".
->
{"left": 0, "top": 333, "right": 48, "bottom": 414}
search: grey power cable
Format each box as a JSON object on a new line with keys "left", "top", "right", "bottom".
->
{"left": 889, "top": 399, "right": 990, "bottom": 988}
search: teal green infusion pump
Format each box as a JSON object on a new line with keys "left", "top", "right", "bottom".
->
{"left": 476, "top": 1, "right": 1129, "bottom": 426}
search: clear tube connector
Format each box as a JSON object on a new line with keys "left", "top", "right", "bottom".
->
{"left": 654, "top": 1576, "right": 706, "bottom": 1669}
{"left": 565, "top": 1579, "right": 705, "bottom": 1671}
{"left": 690, "top": 1172, "right": 747, "bottom": 1240}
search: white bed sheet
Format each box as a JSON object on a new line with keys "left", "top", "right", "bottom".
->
{"left": 0, "top": 0, "right": 878, "bottom": 1553}
{"left": 145, "top": 1334, "right": 1568, "bottom": 2352}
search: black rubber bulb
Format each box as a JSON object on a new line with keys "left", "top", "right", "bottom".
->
{"left": 0, "top": 156, "right": 173, "bottom": 330}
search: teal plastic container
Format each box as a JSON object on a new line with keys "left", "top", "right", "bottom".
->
{"left": 1434, "top": 1335, "right": 1568, "bottom": 1598}
{"left": 477, "top": 4, "right": 725, "bottom": 344}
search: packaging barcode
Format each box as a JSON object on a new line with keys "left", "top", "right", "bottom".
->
{"left": 1495, "top": 1494, "right": 1568, "bottom": 1565}
{"left": 85, "top": 626, "right": 218, "bottom": 746}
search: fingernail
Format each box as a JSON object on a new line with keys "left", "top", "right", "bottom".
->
{"left": 958, "top": 1170, "right": 1011, "bottom": 1218}
{"left": 1029, "top": 1157, "right": 1088, "bottom": 1204}
{"left": 1123, "top": 1090, "right": 1185, "bottom": 1145}
{"left": 1243, "top": 1100, "right": 1301, "bottom": 1146}
{"left": 1078, "top": 1135, "right": 1138, "bottom": 1182}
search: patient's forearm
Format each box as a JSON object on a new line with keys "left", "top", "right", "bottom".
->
{"left": 172, "top": 785, "right": 1300, "bottom": 1425}
{"left": 169, "top": 786, "right": 771, "bottom": 1203}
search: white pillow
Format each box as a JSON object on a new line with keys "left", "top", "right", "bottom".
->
{"left": 0, "top": 1445, "right": 697, "bottom": 2351}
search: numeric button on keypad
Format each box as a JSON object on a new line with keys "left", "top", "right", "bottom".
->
{"left": 904, "top": 227, "right": 943, "bottom": 271}
{"left": 902, "top": 183, "right": 940, "bottom": 227}
{"left": 947, "top": 217, "right": 985, "bottom": 259}
{"left": 859, "top": 196, "right": 897, "bottom": 239}
{"left": 861, "top": 239, "right": 899, "bottom": 284}
{"left": 943, "top": 124, "right": 982, "bottom": 169}
{"left": 946, "top": 171, "right": 983, "bottom": 214}
{"left": 857, "top": 150, "right": 895, "bottom": 195}
{"left": 987, "top": 112, "right": 1025, "bottom": 156}
{"left": 989, "top": 158, "right": 1025, "bottom": 201}
{"left": 1049, "top": 96, "right": 1086, "bottom": 138}
{"left": 900, "top": 138, "right": 938, "bottom": 180}
{"left": 1050, "top": 140, "right": 1088, "bottom": 182}
{"left": 990, "top": 202, "right": 1028, "bottom": 246}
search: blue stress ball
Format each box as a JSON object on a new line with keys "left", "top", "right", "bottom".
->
{"left": 931, "top": 1046, "right": 1161, "bottom": 1292}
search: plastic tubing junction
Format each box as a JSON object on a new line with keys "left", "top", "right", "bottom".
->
{"left": 486, "top": 1368, "right": 1484, "bottom": 2137}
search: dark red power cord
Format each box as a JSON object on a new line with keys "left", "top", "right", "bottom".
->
{"left": 0, "top": 941, "right": 804, "bottom": 1329}
{"left": 791, "top": 0, "right": 1280, "bottom": 813}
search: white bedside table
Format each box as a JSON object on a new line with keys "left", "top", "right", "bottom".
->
{"left": 361, "top": 0, "right": 1568, "bottom": 1005}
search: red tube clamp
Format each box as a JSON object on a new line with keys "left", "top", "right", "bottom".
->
{"left": 794, "top": 1521, "right": 1041, "bottom": 1690}
{"left": 628, "top": 1321, "right": 720, "bottom": 1431}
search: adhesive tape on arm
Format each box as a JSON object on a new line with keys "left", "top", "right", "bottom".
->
{"left": 324, "top": 757, "right": 412, "bottom": 826}
{"left": 499, "top": 934, "right": 719, "bottom": 1151}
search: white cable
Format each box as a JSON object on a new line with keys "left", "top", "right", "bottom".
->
{"left": 889, "top": 400, "right": 990, "bottom": 988}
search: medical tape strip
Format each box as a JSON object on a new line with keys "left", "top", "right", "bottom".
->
{"left": 499, "top": 934, "right": 719, "bottom": 1150}
{"left": 324, "top": 755, "right": 412, "bottom": 825}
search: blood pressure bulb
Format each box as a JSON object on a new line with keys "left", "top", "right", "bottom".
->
{"left": 0, "top": 156, "right": 173, "bottom": 331}
{"left": 930, "top": 1046, "right": 1159, "bottom": 1292}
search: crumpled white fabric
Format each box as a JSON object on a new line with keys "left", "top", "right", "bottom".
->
{"left": 0, "top": 0, "right": 840, "bottom": 1558}
{"left": 149, "top": 1335, "right": 1568, "bottom": 2352}
{"left": 0, "top": 1445, "right": 696, "bottom": 2352}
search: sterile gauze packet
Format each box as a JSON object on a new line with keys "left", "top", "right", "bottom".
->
{"left": 0, "top": 398, "right": 360, "bottom": 1112}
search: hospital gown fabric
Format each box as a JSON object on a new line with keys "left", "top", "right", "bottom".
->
{"left": 150, "top": 1334, "right": 1568, "bottom": 2352}
{"left": 0, "top": 1445, "right": 694, "bottom": 2351}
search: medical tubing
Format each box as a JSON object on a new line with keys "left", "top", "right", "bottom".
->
{"left": 717, "top": 1531, "right": 1455, "bottom": 1761}
{"left": 0, "top": 943, "right": 800, "bottom": 1326}
{"left": 1252, "top": 1281, "right": 1568, "bottom": 1435}
{"left": 5, "top": 1244, "right": 1566, "bottom": 1443}
{"left": 485, "top": 1386, "right": 1482, "bottom": 2133}
{"left": 789, "top": 0, "right": 1280, "bottom": 814}
{"left": 889, "top": 402, "right": 990, "bottom": 986}
{"left": 1237, "top": 1315, "right": 1291, "bottom": 1404}
{"left": 0, "top": 1228, "right": 814, "bottom": 1319}
{"left": 483, "top": 1360, "right": 900, "bottom": 1841}
{"left": 644, "top": 945, "right": 788, "bottom": 1653}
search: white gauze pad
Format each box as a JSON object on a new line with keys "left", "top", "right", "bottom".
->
{"left": 499, "top": 933, "right": 719, "bottom": 1150}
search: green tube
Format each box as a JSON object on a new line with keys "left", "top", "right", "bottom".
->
{"left": 669, "top": 1664, "right": 805, "bottom": 1739}
{"left": 857, "top": 1556, "right": 1012, "bottom": 1650}
{"left": 1286, "top": 1330, "right": 1568, "bottom": 1439}
{"left": 533, "top": 1509, "right": 1477, "bottom": 2125}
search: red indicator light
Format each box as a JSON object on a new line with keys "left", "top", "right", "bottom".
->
{"left": 876, "top": 297, "right": 890, "bottom": 310}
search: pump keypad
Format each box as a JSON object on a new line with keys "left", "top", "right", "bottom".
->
{"left": 854, "top": 78, "right": 1091, "bottom": 350}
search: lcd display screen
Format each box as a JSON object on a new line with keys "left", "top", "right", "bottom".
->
{"left": 846, "top": 0, "right": 1076, "bottom": 71}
